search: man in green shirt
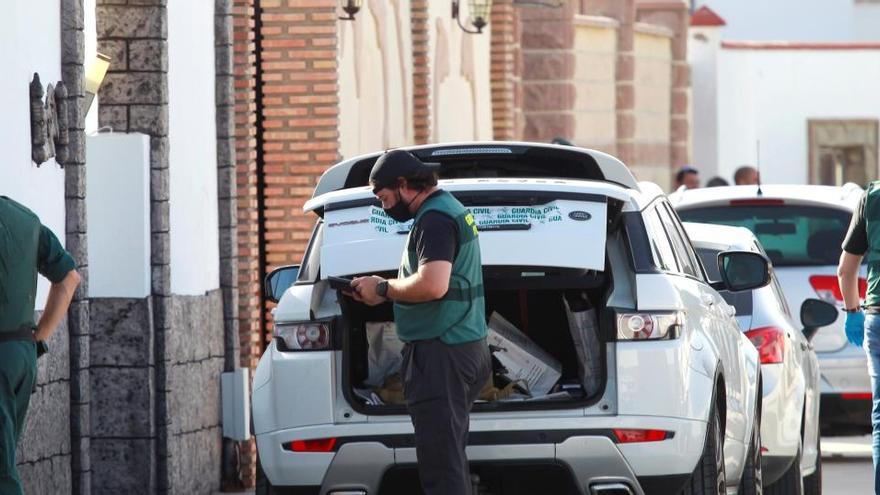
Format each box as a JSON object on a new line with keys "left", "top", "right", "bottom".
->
{"left": 0, "top": 196, "right": 80, "bottom": 495}
{"left": 352, "top": 150, "right": 491, "bottom": 495}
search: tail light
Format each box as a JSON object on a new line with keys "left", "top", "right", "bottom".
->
{"left": 612, "top": 429, "right": 672, "bottom": 443}
{"left": 617, "top": 312, "right": 683, "bottom": 340}
{"left": 274, "top": 321, "right": 332, "bottom": 350}
{"left": 809, "top": 275, "right": 866, "bottom": 306}
{"left": 287, "top": 437, "right": 337, "bottom": 452}
{"left": 745, "top": 326, "right": 785, "bottom": 364}
{"left": 841, "top": 392, "right": 872, "bottom": 400}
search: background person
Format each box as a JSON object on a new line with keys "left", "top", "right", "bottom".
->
{"left": 674, "top": 165, "right": 700, "bottom": 190}
{"left": 350, "top": 150, "right": 491, "bottom": 495}
{"left": 0, "top": 196, "right": 80, "bottom": 495}
{"left": 735, "top": 165, "right": 760, "bottom": 185}
{"left": 838, "top": 182, "right": 880, "bottom": 494}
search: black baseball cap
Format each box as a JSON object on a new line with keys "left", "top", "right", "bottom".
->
{"left": 369, "top": 149, "right": 441, "bottom": 191}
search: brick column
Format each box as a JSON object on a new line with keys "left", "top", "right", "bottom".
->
{"left": 637, "top": 1, "right": 690, "bottom": 169}
{"left": 491, "top": 0, "right": 524, "bottom": 141}
{"left": 259, "top": 0, "right": 339, "bottom": 272}
{"left": 96, "top": 3, "right": 168, "bottom": 492}
{"left": 233, "top": 0, "right": 260, "bottom": 487}
{"left": 61, "top": 1, "right": 89, "bottom": 493}
{"left": 412, "top": 0, "right": 431, "bottom": 144}
{"left": 521, "top": 2, "right": 577, "bottom": 142}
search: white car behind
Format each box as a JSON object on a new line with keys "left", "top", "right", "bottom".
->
{"left": 254, "top": 142, "right": 764, "bottom": 495}
{"left": 673, "top": 184, "right": 871, "bottom": 434}
{"left": 686, "top": 222, "right": 838, "bottom": 494}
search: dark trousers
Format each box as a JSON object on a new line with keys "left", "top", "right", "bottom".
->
{"left": 0, "top": 341, "right": 36, "bottom": 495}
{"left": 402, "top": 338, "right": 491, "bottom": 495}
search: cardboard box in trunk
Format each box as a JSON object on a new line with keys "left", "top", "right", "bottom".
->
{"left": 487, "top": 312, "right": 562, "bottom": 397}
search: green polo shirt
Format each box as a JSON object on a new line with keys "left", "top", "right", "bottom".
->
{"left": 0, "top": 196, "right": 76, "bottom": 333}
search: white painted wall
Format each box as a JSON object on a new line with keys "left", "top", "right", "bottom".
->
{"left": 687, "top": 26, "right": 722, "bottom": 179}
{"left": 86, "top": 134, "right": 151, "bottom": 297}
{"left": 167, "top": 0, "right": 220, "bottom": 295}
{"left": 691, "top": 41, "right": 880, "bottom": 184}
{"left": 693, "top": 0, "right": 880, "bottom": 42}
{"left": 0, "top": 1, "right": 66, "bottom": 310}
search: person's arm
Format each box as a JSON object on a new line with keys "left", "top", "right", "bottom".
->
{"left": 35, "top": 269, "right": 80, "bottom": 342}
{"left": 839, "top": 251, "right": 863, "bottom": 311}
{"left": 839, "top": 191, "right": 868, "bottom": 310}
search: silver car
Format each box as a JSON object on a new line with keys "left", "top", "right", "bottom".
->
{"left": 686, "top": 222, "right": 838, "bottom": 493}
{"left": 673, "top": 184, "right": 870, "bottom": 434}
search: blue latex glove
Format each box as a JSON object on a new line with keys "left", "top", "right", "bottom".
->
{"left": 845, "top": 310, "right": 865, "bottom": 348}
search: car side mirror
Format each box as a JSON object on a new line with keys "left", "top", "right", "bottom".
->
{"left": 800, "top": 298, "right": 839, "bottom": 342}
{"left": 717, "top": 251, "right": 771, "bottom": 292}
{"left": 265, "top": 265, "right": 300, "bottom": 303}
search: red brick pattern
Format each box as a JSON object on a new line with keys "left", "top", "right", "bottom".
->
{"left": 491, "top": 0, "right": 524, "bottom": 141}
{"left": 412, "top": 0, "right": 431, "bottom": 144}
{"left": 260, "top": 0, "right": 339, "bottom": 273}
{"left": 233, "top": 0, "right": 260, "bottom": 486}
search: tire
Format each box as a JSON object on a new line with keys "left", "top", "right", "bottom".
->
{"left": 255, "top": 455, "right": 277, "bottom": 495}
{"left": 802, "top": 437, "right": 821, "bottom": 495}
{"left": 680, "top": 400, "right": 727, "bottom": 495}
{"left": 739, "top": 405, "right": 764, "bottom": 495}
{"left": 765, "top": 438, "right": 804, "bottom": 495}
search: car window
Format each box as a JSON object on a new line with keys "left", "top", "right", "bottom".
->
{"left": 696, "top": 247, "right": 754, "bottom": 316}
{"left": 678, "top": 205, "right": 851, "bottom": 267}
{"left": 657, "top": 204, "right": 703, "bottom": 280}
{"left": 641, "top": 207, "right": 679, "bottom": 272}
{"left": 297, "top": 221, "right": 324, "bottom": 283}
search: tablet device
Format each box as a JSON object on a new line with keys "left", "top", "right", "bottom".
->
{"left": 327, "top": 276, "right": 353, "bottom": 290}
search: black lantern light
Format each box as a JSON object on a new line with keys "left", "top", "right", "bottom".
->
{"left": 452, "top": 0, "right": 493, "bottom": 34}
{"left": 338, "top": 0, "right": 362, "bottom": 21}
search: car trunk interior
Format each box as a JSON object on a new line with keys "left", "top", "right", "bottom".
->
{"left": 339, "top": 265, "right": 611, "bottom": 414}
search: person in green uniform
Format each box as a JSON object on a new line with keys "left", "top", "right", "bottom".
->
{"left": 351, "top": 150, "right": 491, "bottom": 495}
{"left": 0, "top": 196, "right": 80, "bottom": 495}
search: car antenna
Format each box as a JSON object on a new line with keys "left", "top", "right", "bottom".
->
{"left": 756, "top": 139, "right": 763, "bottom": 197}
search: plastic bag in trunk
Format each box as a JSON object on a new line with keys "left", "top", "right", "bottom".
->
{"left": 563, "top": 293, "right": 602, "bottom": 397}
{"left": 364, "top": 321, "right": 404, "bottom": 388}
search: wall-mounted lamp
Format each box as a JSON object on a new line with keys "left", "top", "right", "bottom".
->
{"left": 338, "top": 0, "right": 362, "bottom": 21}
{"left": 84, "top": 53, "right": 111, "bottom": 113}
{"left": 452, "top": 0, "right": 493, "bottom": 34}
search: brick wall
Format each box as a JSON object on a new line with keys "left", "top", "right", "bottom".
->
{"left": 260, "top": 0, "right": 339, "bottom": 272}
{"left": 521, "top": 2, "right": 577, "bottom": 142}
{"left": 232, "top": 0, "right": 260, "bottom": 486}
{"left": 412, "top": 0, "right": 431, "bottom": 144}
{"left": 491, "top": 0, "right": 524, "bottom": 141}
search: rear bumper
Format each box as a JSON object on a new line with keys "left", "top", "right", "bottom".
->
{"left": 820, "top": 393, "right": 872, "bottom": 432}
{"left": 257, "top": 417, "right": 707, "bottom": 495}
{"left": 817, "top": 345, "right": 870, "bottom": 393}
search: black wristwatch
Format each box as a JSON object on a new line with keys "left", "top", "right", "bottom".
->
{"left": 376, "top": 280, "right": 389, "bottom": 299}
{"left": 844, "top": 306, "right": 861, "bottom": 313}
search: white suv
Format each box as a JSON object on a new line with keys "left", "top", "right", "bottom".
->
{"left": 673, "top": 184, "right": 870, "bottom": 434}
{"left": 254, "top": 142, "right": 764, "bottom": 495}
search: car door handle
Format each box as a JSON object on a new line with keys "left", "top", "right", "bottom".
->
{"left": 701, "top": 294, "right": 715, "bottom": 306}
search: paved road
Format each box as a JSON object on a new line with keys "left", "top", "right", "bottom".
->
{"left": 822, "top": 435, "right": 873, "bottom": 494}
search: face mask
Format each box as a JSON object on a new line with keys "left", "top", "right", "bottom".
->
{"left": 384, "top": 189, "right": 414, "bottom": 223}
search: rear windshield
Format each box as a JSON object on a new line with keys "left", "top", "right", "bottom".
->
{"left": 678, "top": 205, "right": 851, "bottom": 267}
{"left": 696, "top": 248, "right": 753, "bottom": 316}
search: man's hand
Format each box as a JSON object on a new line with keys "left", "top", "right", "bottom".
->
{"left": 351, "top": 275, "right": 387, "bottom": 306}
{"left": 845, "top": 310, "right": 865, "bottom": 347}
{"left": 35, "top": 269, "right": 80, "bottom": 342}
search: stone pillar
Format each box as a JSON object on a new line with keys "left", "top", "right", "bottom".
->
{"left": 636, "top": 1, "right": 691, "bottom": 169}
{"left": 412, "top": 0, "right": 431, "bottom": 144}
{"left": 95, "top": 2, "right": 168, "bottom": 492}
{"left": 61, "top": 1, "right": 90, "bottom": 493}
{"left": 491, "top": 0, "right": 524, "bottom": 141}
{"left": 232, "top": 0, "right": 261, "bottom": 486}
{"left": 521, "top": 2, "right": 577, "bottom": 142}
